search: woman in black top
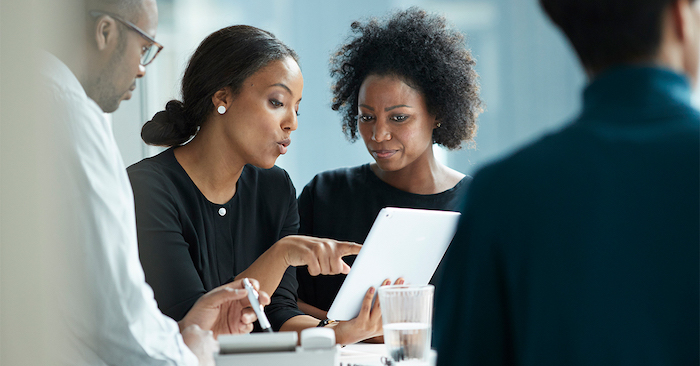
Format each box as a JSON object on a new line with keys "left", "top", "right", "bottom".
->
{"left": 297, "top": 8, "right": 483, "bottom": 321}
{"left": 128, "top": 25, "right": 381, "bottom": 344}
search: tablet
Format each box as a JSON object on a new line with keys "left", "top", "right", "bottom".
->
{"left": 326, "top": 207, "right": 461, "bottom": 321}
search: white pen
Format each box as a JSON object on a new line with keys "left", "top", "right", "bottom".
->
{"left": 243, "top": 278, "right": 273, "bottom": 333}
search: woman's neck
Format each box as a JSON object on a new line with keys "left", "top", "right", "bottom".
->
{"left": 173, "top": 123, "right": 245, "bottom": 205}
{"left": 371, "top": 152, "right": 464, "bottom": 195}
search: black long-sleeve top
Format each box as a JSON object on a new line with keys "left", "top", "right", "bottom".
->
{"left": 127, "top": 148, "right": 304, "bottom": 330}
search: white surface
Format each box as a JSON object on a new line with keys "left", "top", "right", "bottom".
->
{"left": 218, "top": 332, "right": 298, "bottom": 354}
{"left": 339, "top": 344, "right": 437, "bottom": 366}
{"left": 327, "top": 207, "right": 461, "bottom": 321}
{"left": 339, "top": 344, "right": 389, "bottom": 366}
{"left": 215, "top": 345, "right": 340, "bottom": 366}
{"left": 301, "top": 327, "right": 336, "bottom": 349}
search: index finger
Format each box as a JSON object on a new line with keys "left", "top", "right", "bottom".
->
{"left": 337, "top": 242, "right": 362, "bottom": 256}
{"left": 257, "top": 289, "right": 271, "bottom": 306}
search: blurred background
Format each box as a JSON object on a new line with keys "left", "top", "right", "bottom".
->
{"left": 113, "top": 0, "right": 586, "bottom": 190}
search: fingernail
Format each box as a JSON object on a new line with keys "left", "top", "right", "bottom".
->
{"left": 370, "top": 287, "right": 375, "bottom": 294}
{"left": 398, "top": 279, "right": 405, "bottom": 285}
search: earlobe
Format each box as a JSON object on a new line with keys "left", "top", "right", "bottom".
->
{"left": 212, "top": 88, "right": 232, "bottom": 115}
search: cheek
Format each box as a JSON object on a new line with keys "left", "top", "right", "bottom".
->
{"left": 358, "top": 123, "right": 373, "bottom": 141}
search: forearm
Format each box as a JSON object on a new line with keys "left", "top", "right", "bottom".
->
{"left": 279, "top": 315, "right": 371, "bottom": 346}
{"left": 234, "top": 243, "right": 289, "bottom": 300}
{"left": 297, "top": 299, "right": 328, "bottom": 320}
{"left": 278, "top": 315, "right": 326, "bottom": 344}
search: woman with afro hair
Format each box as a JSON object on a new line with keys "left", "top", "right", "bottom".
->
{"left": 296, "top": 7, "right": 483, "bottom": 325}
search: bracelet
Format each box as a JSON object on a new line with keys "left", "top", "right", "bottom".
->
{"left": 316, "top": 318, "right": 337, "bottom": 327}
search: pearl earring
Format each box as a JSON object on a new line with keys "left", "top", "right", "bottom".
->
{"left": 217, "top": 105, "right": 226, "bottom": 115}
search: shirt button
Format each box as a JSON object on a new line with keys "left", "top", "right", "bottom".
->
{"left": 218, "top": 207, "right": 226, "bottom": 216}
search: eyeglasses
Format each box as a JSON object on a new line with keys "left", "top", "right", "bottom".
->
{"left": 89, "top": 10, "right": 164, "bottom": 66}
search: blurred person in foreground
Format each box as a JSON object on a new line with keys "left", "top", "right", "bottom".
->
{"left": 434, "top": 0, "right": 699, "bottom": 365}
{"left": 38, "top": 0, "right": 268, "bottom": 365}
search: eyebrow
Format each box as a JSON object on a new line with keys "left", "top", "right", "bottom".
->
{"left": 385, "top": 104, "right": 412, "bottom": 111}
{"left": 271, "top": 83, "right": 292, "bottom": 94}
{"left": 270, "top": 83, "right": 302, "bottom": 102}
{"left": 359, "top": 104, "right": 413, "bottom": 112}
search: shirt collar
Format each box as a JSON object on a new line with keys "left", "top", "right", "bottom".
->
{"left": 581, "top": 65, "right": 693, "bottom": 120}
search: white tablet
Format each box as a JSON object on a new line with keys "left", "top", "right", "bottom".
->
{"left": 326, "top": 207, "right": 461, "bottom": 321}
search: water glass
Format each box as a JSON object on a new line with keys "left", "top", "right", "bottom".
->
{"left": 378, "top": 285, "right": 434, "bottom": 365}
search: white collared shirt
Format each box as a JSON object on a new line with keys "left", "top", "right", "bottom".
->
{"left": 38, "top": 51, "right": 198, "bottom": 366}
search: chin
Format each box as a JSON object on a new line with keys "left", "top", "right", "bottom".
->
{"left": 373, "top": 160, "right": 400, "bottom": 172}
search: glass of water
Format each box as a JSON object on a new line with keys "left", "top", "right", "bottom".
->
{"left": 378, "top": 285, "right": 434, "bottom": 365}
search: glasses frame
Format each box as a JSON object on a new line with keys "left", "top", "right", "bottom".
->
{"left": 89, "top": 10, "right": 164, "bottom": 66}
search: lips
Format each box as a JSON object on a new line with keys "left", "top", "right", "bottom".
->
{"left": 277, "top": 138, "right": 291, "bottom": 155}
{"left": 123, "top": 84, "right": 137, "bottom": 100}
{"left": 371, "top": 149, "right": 398, "bottom": 159}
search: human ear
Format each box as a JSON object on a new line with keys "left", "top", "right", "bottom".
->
{"left": 93, "top": 16, "right": 119, "bottom": 51}
{"left": 211, "top": 87, "right": 233, "bottom": 114}
{"left": 669, "top": 0, "right": 698, "bottom": 42}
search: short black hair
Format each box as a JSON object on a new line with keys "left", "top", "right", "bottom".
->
{"left": 330, "top": 7, "right": 483, "bottom": 150}
{"left": 141, "top": 25, "right": 298, "bottom": 147}
{"left": 539, "top": 0, "right": 694, "bottom": 73}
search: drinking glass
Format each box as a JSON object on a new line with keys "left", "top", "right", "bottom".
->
{"left": 378, "top": 285, "right": 434, "bottom": 365}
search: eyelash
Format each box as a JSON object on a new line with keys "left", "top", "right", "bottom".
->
{"left": 271, "top": 99, "right": 300, "bottom": 117}
{"left": 358, "top": 115, "right": 408, "bottom": 122}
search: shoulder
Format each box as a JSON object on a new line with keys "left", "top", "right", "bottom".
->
{"left": 302, "top": 164, "right": 369, "bottom": 192}
{"left": 465, "top": 127, "right": 573, "bottom": 206}
{"left": 128, "top": 150, "right": 172, "bottom": 179}
{"left": 127, "top": 150, "right": 182, "bottom": 195}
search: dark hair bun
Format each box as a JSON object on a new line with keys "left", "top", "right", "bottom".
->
{"left": 141, "top": 100, "right": 196, "bottom": 147}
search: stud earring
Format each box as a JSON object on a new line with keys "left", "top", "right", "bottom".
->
{"left": 436, "top": 122, "right": 442, "bottom": 128}
{"left": 217, "top": 106, "right": 226, "bottom": 115}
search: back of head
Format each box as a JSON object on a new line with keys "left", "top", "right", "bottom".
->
{"left": 539, "top": 0, "right": 683, "bottom": 74}
{"left": 86, "top": 0, "right": 144, "bottom": 22}
{"left": 141, "top": 25, "right": 298, "bottom": 146}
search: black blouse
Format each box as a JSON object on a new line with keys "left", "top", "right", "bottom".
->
{"left": 128, "top": 148, "right": 303, "bottom": 330}
{"left": 296, "top": 163, "right": 471, "bottom": 312}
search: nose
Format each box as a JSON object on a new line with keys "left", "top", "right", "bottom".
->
{"left": 371, "top": 120, "right": 391, "bottom": 142}
{"left": 283, "top": 108, "right": 298, "bottom": 132}
{"left": 136, "top": 64, "right": 146, "bottom": 78}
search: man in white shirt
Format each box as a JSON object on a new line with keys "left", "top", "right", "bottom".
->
{"left": 39, "top": 0, "right": 269, "bottom": 364}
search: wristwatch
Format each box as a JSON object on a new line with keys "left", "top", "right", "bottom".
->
{"left": 316, "top": 318, "right": 337, "bottom": 327}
